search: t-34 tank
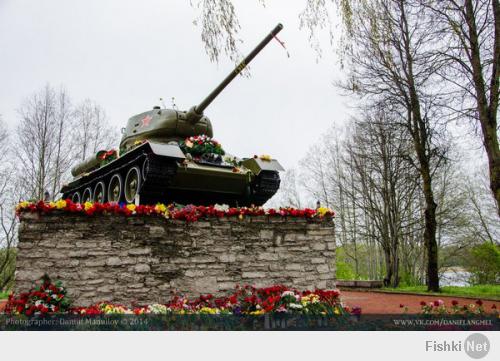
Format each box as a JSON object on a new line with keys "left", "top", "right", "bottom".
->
{"left": 60, "top": 24, "right": 284, "bottom": 206}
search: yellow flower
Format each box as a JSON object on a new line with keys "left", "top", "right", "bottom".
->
{"left": 17, "top": 201, "right": 30, "bottom": 210}
{"left": 55, "top": 199, "right": 67, "bottom": 209}
{"left": 126, "top": 204, "right": 136, "bottom": 212}
{"left": 249, "top": 310, "right": 265, "bottom": 315}
{"left": 238, "top": 214, "right": 244, "bottom": 220}
{"left": 84, "top": 202, "right": 93, "bottom": 211}
{"left": 49, "top": 201, "right": 56, "bottom": 208}
{"left": 259, "top": 154, "right": 272, "bottom": 161}
{"left": 317, "top": 207, "right": 332, "bottom": 217}
{"left": 199, "top": 307, "right": 219, "bottom": 314}
{"left": 334, "top": 307, "right": 340, "bottom": 315}
{"left": 155, "top": 203, "right": 167, "bottom": 213}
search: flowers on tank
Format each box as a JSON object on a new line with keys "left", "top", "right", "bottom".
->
{"left": 16, "top": 200, "right": 335, "bottom": 222}
{"left": 179, "top": 134, "right": 225, "bottom": 157}
{"left": 255, "top": 154, "right": 272, "bottom": 161}
{"left": 97, "top": 149, "right": 118, "bottom": 164}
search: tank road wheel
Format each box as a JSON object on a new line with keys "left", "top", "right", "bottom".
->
{"left": 124, "top": 166, "right": 141, "bottom": 203}
{"left": 82, "top": 187, "right": 92, "bottom": 203}
{"left": 71, "top": 191, "right": 81, "bottom": 204}
{"left": 93, "top": 181, "right": 106, "bottom": 203}
{"left": 107, "top": 173, "right": 123, "bottom": 203}
{"left": 141, "top": 158, "right": 149, "bottom": 181}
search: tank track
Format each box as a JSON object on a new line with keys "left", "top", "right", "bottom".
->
{"left": 139, "top": 155, "right": 177, "bottom": 204}
{"left": 248, "top": 170, "right": 281, "bottom": 206}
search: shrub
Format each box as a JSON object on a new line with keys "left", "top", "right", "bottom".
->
{"left": 336, "top": 261, "right": 356, "bottom": 280}
{"left": 0, "top": 248, "right": 16, "bottom": 292}
{"left": 466, "top": 243, "right": 500, "bottom": 285}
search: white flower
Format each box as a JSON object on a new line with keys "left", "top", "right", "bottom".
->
{"left": 147, "top": 304, "right": 168, "bottom": 314}
{"left": 281, "top": 291, "right": 295, "bottom": 298}
{"left": 35, "top": 300, "right": 42, "bottom": 306}
{"left": 214, "top": 204, "right": 229, "bottom": 212}
{"left": 288, "top": 303, "right": 303, "bottom": 310}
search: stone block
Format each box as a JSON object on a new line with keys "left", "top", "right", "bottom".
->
{"left": 134, "top": 264, "right": 151, "bottom": 273}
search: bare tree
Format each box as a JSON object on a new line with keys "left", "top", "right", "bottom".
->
{"left": 346, "top": 109, "right": 422, "bottom": 287}
{"left": 16, "top": 84, "right": 60, "bottom": 200}
{"left": 0, "top": 115, "right": 18, "bottom": 291}
{"left": 15, "top": 86, "right": 116, "bottom": 201}
{"left": 421, "top": 0, "right": 500, "bottom": 216}
{"left": 71, "top": 99, "right": 117, "bottom": 162}
{"left": 50, "top": 88, "right": 73, "bottom": 200}
{"left": 332, "top": 0, "right": 449, "bottom": 291}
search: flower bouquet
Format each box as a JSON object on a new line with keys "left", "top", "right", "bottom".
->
{"left": 179, "top": 134, "right": 225, "bottom": 157}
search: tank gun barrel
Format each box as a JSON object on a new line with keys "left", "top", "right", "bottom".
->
{"left": 187, "top": 23, "right": 283, "bottom": 123}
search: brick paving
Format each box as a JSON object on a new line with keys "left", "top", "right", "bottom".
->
{"left": 341, "top": 290, "right": 498, "bottom": 314}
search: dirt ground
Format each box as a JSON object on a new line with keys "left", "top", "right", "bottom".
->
{"left": 341, "top": 290, "right": 498, "bottom": 314}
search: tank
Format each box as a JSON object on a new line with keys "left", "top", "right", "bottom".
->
{"left": 60, "top": 24, "right": 284, "bottom": 207}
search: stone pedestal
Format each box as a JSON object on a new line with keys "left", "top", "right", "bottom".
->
{"left": 15, "top": 212, "right": 336, "bottom": 306}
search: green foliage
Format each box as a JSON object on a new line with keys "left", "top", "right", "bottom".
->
{"left": 466, "top": 243, "right": 500, "bottom": 285}
{"left": 398, "top": 272, "right": 423, "bottom": 287}
{"left": 0, "top": 248, "right": 16, "bottom": 292}
{"left": 336, "top": 261, "right": 356, "bottom": 280}
{"left": 382, "top": 285, "right": 500, "bottom": 300}
{"left": 0, "top": 291, "right": 9, "bottom": 300}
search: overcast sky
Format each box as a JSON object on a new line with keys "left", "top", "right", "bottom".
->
{"left": 0, "top": 0, "right": 351, "bottom": 170}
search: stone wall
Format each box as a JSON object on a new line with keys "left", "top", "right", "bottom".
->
{"left": 15, "top": 212, "right": 335, "bottom": 306}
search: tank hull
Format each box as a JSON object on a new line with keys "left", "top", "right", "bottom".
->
{"left": 61, "top": 142, "right": 281, "bottom": 207}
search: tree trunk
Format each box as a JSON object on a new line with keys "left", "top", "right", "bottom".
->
{"left": 464, "top": 0, "right": 500, "bottom": 216}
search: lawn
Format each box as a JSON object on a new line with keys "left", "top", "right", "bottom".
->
{"left": 381, "top": 285, "right": 500, "bottom": 300}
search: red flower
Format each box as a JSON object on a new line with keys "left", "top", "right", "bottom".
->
{"left": 420, "top": 301, "right": 426, "bottom": 306}
{"left": 476, "top": 299, "right": 483, "bottom": 306}
{"left": 492, "top": 304, "right": 496, "bottom": 309}
{"left": 399, "top": 304, "right": 404, "bottom": 308}
{"left": 452, "top": 300, "right": 459, "bottom": 306}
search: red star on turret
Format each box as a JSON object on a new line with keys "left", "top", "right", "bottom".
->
{"left": 140, "top": 115, "right": 152, "bottom": 127}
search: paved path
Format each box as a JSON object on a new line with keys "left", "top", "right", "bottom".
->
{"left": 341, "top": 290, "right": 498, "bottom": 314}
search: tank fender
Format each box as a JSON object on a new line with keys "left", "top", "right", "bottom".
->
{"left": 241, "top": 157, "right": 285, "bottom": 175}
{"left": 147, "top": 141, "right": 186, "bottom": 160}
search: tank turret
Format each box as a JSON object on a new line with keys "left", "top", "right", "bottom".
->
{"left": 61, "top": 24, "right": 285, "bottom": 206}
{"left": 119, "top": 23, "right": 283, "bottom": 153}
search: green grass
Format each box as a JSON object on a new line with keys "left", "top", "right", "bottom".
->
{"left": 380, "top": 285, "right": 500, "bottom": 300}
{"left": 0, "top": 291, "right": 9, "bottom": 300}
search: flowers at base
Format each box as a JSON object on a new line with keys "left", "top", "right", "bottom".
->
{"left": 179, "top": 134, "right": 225, "bottom": 157}
{"left": 16, "top": 200, "right": 335, "bottom": 222}
{"left": 4, "top": 275, "right": 70, "bottom": 316}
{"left": 5, "top": 283, "right": 350, "bottom": 317}
{"left": 418, "top": 299, "right": 494, "bottom": 316}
